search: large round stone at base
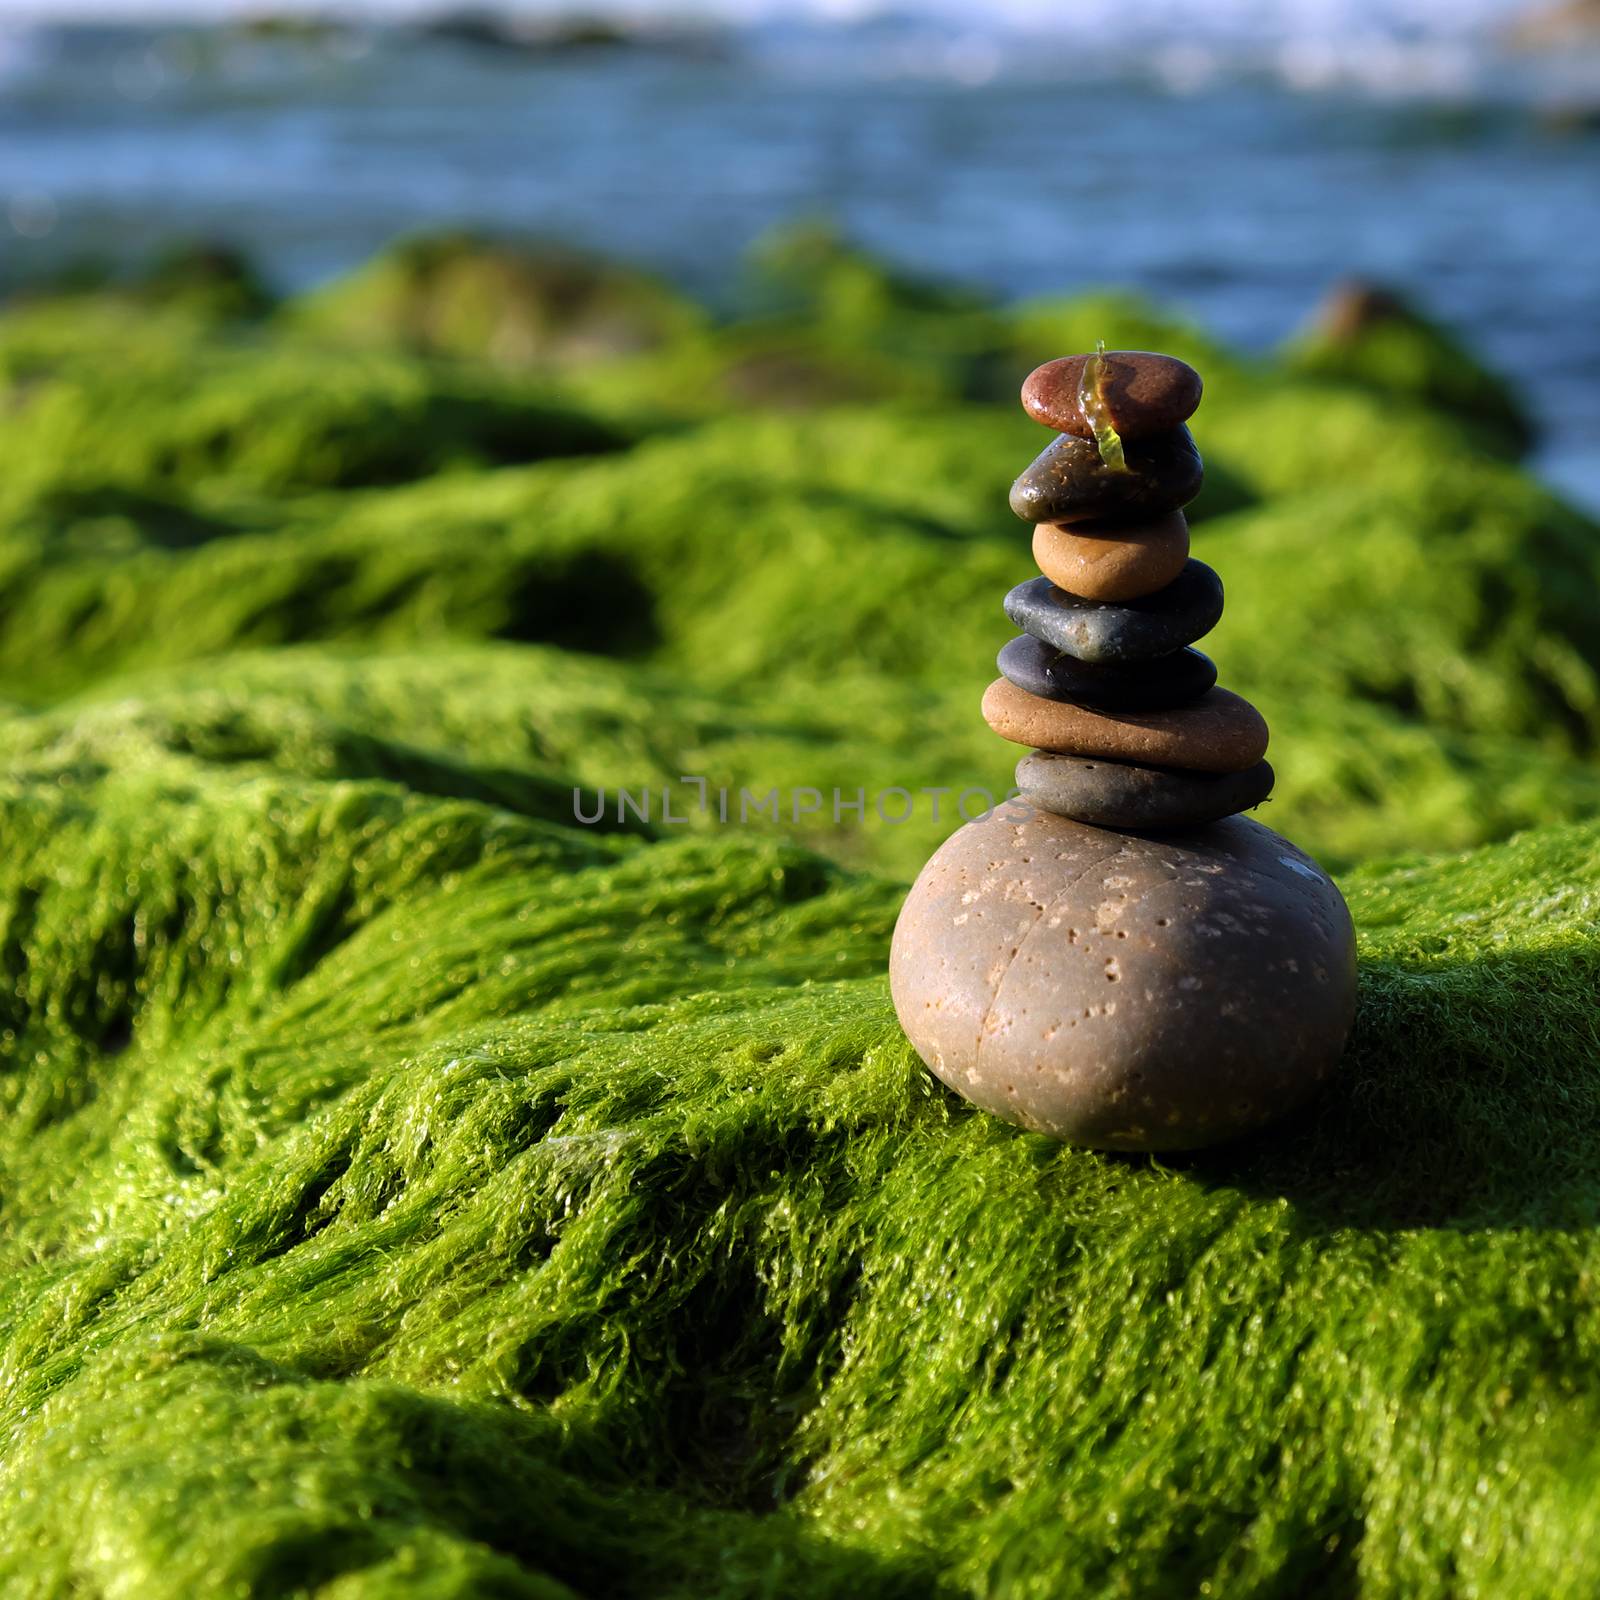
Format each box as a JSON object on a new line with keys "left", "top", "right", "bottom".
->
{"left": 889, "top": 804, "right": 1357, "bottom": 1151}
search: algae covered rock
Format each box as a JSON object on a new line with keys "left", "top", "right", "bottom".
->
{"left": 129, "top": 241, "right": 276, "bottom": 322}
{"left": 5, "top": 223, "right": 1600, "bottom": 1592}
{"left": 287, "top": 229, "right": 706, "bottom": 368}
{"left": 0, "top": 354, "right": 1597, "bottom": 871}
{"left": 1203, "top": 468, "right": 1600, "bottom": 750}
{"left": 1, "top": 232, "right": 1597, "bottom": 868}
{"left": 730, "top": 222, "right": 1016, "bottom": 405}
{"left": 1283, "top": 278, "right": 1534, "bottom": 458}
{"left": 742, "top": 220, "right": 991, "bottom": 333}
{"left": 2, "top": 656, "right": 1600, "bottom": 1592}
{"left": 9, "top": 241, "right": 274, "bottom": 324}
{"left": 0, "top": 342, "right": 626, "bottom": 497}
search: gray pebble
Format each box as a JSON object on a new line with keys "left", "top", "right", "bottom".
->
{"left": 997, "top": 636, "right": 1217, "bottom": 710}
{"left": 889, "top": 805, "right": 1357, "bottom": 1151}
{"left": 1015, "top": 751, "right": 1275, "bottom": 830}
{"left": 1003, "top": 561, "right": 1224, "bottom": 664}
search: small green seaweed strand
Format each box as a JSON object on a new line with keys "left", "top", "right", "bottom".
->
{"left": 1080, "top": 339, "right": 1129, "bottom": 472}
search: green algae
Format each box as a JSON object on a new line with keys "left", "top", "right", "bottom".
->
{"left": 10, "top": 644, "right": 1600, "bottom": 889}
{"left": 2, "top": 376, "right": 1595, "bottom": 869}
{"left": 1282, "top": 281, "right": 1534, "bottom": 458}
{"left": 1, "top": 235, "right": 1599, "bottom": 1594}
{"left": 286, "top": 231, "right": 707, "bottom": 370}
{"left": 1078, "top": 340, "right": 1130, "bottom": 472}
{"left": 0, "top": 336, "right": 625, "bottom": 501}
{"left": 3, "top": 717, "right": 1600, "bottom": 1594}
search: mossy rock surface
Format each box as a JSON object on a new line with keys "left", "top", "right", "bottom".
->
{"left": 0, "top": 233, "right": 1596, "bottom": 1594}
{"left": 288, "top": 231, "right": 707, "bottom": 369}
{"left": 1283, "top": 279, "right": 1535, "bottom": 458}
{"left": 4, "top": 690, "right": 1600, "bottom": 1596}
{"left": 0, "top": 330, "right": 626, "bottom": 500}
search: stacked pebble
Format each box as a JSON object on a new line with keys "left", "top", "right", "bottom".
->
{"left": 887, "top": 346, "right": 1358, "bottom": 1152}
{"left": 986, "top": 348, "right": 1274, "bottom": 832}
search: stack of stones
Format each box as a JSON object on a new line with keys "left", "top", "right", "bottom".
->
{"left": 986, "top": 348, "right": 1274, "bottom": 830}
{"left": 888, "top": 348, "right": 1358, "bottom": 1154}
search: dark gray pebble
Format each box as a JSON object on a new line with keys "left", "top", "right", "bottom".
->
{"left": 1009, "top": 425, "right": 1204, "bottom": 524}
{"left": 997, "top": 636, "right": 1217, "bottom": 710}
{"left": 1003, "top": 560, "right": 1224, "bottom": 664}
{"left": 1015, "top": 751, "right": 1276, "bottom": 830}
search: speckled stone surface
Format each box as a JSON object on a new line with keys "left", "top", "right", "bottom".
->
{"left": 888, "top": 804, "right": 1357, "bottom": 1150}
{"left": 981, "top": 678, "right": 1269, "bottom": 772}
{"left": 1009, "top": 426, "right": 1204, "bottom": 524}
{"left": 997, "top": 636, "right": 1217, "bottom": 711}
{"left": 1020, "top": 351, "right": 1203, "bottom": 440}
{"left": 1031, "top": 512, "right": 1190, "bottom": 602}
{"left": 1015, "top": 751, "right": 1276, "bottom": 829}
{"left": 1003, "top": 562, "right": 1224, "bottom": 665}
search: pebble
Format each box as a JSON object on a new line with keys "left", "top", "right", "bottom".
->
{"left": 981, "top": 678, "right": 1269, "bottom": 772}
{"left": 1015, "top": 751, "right": 1276, "bottom": 830}
{"left": 1009, "top": 426, "right": 1203, "bottom": 524}
{"left": 1003, "top": 562, "right": 1223, "bottom": 664}
{"left": 998, "top": 637, "right": 1217, "bottom": 711}
{"left": 888, "top": 804, "right": 1357, "bottom": 1150}
{"left": 1032, "top": 511, "right": 1190, "bottom": 602}
{"left": 1021, "top": 351, "right": 1203, "bottom": 440}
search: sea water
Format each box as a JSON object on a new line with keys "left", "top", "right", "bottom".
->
{"left": 0, "top": 5, "right": 1595, "bottom": 505}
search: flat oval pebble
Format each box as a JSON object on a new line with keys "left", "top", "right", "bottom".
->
{"left": 982, "top": 678, "right": 1269, "bottom": 773}
{"left": 888, "top": 804, "right": 1357, "bottom": 1150}
{"left": 998, "top": 636, "right": 1217, "bottom": 711}
{"left": 1010, "top": 426, "right": 1203, "bottom": 524}
{"left": 1015, "top": 751, "right": 1275, "bottom": 830}
{"left": 1032, "top": 512, "right": 1190, "bottom": 602}
{"left": 1021, "top": 351, "right": 1203, "bottom": 440}
{"left": 1003, "top": 561, "right": 1223, "bottom": 664}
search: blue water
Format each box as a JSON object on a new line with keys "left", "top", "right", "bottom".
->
{"left": 1, "top": 15, "right": 1597, "bottom": 505}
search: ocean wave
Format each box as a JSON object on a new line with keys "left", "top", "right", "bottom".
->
{"left": 7, "top": 0, "right": 1591, "bottom": 106}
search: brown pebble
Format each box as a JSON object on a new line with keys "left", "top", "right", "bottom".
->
{"left": 1021, "top": 351, "right": 1203, "bottom": 440}
{"left": 888, "top": 805, "right": 1358, "bottom": 1150}
{"left": 1032, "top": 512, "right": 1190, "bottom": 602}
{"left": 981, "top": 678, "right": 1268, "bottom": 773}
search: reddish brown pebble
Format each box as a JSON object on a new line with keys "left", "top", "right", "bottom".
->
{"left": 1032, "top": 512, "right": 1190, "bottom": 602}
{"left": 888, "top": 805, "right": 1357, "bottom": 1150}
{"left": 981, "top": 678, "right": 1268, "bottom": 773}
{"left": 1022, "top": 350, "right": 1203, "bottom": 440}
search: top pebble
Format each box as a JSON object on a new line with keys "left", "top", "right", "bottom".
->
{"left": 1022, "top": 350, "right": 1203, "bottom": 440}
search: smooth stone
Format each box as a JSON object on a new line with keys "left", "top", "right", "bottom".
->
{"left": 1015, "top": 751, "right": 1276, "bottom": 830}
{"left": 888, "top": 805, "right": 1357, "bottom": 1151}
{"left": 1009, "top": 426, "right": 1203, "bottom": 524}
{"left": 982, "top": 678, "right": 1269, "bottom": 773}
{"left": 1032, "top": 511, "right": 1190, "bottom": 602}
{"left": 1021, "top": 351, "right": 1203, "bottom": 440}
{"left": 1003, "top": 562, "right": 1223, "bottom": 664}
{"left": 998, "top": 636, "right": 1217, "bottom": 711}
